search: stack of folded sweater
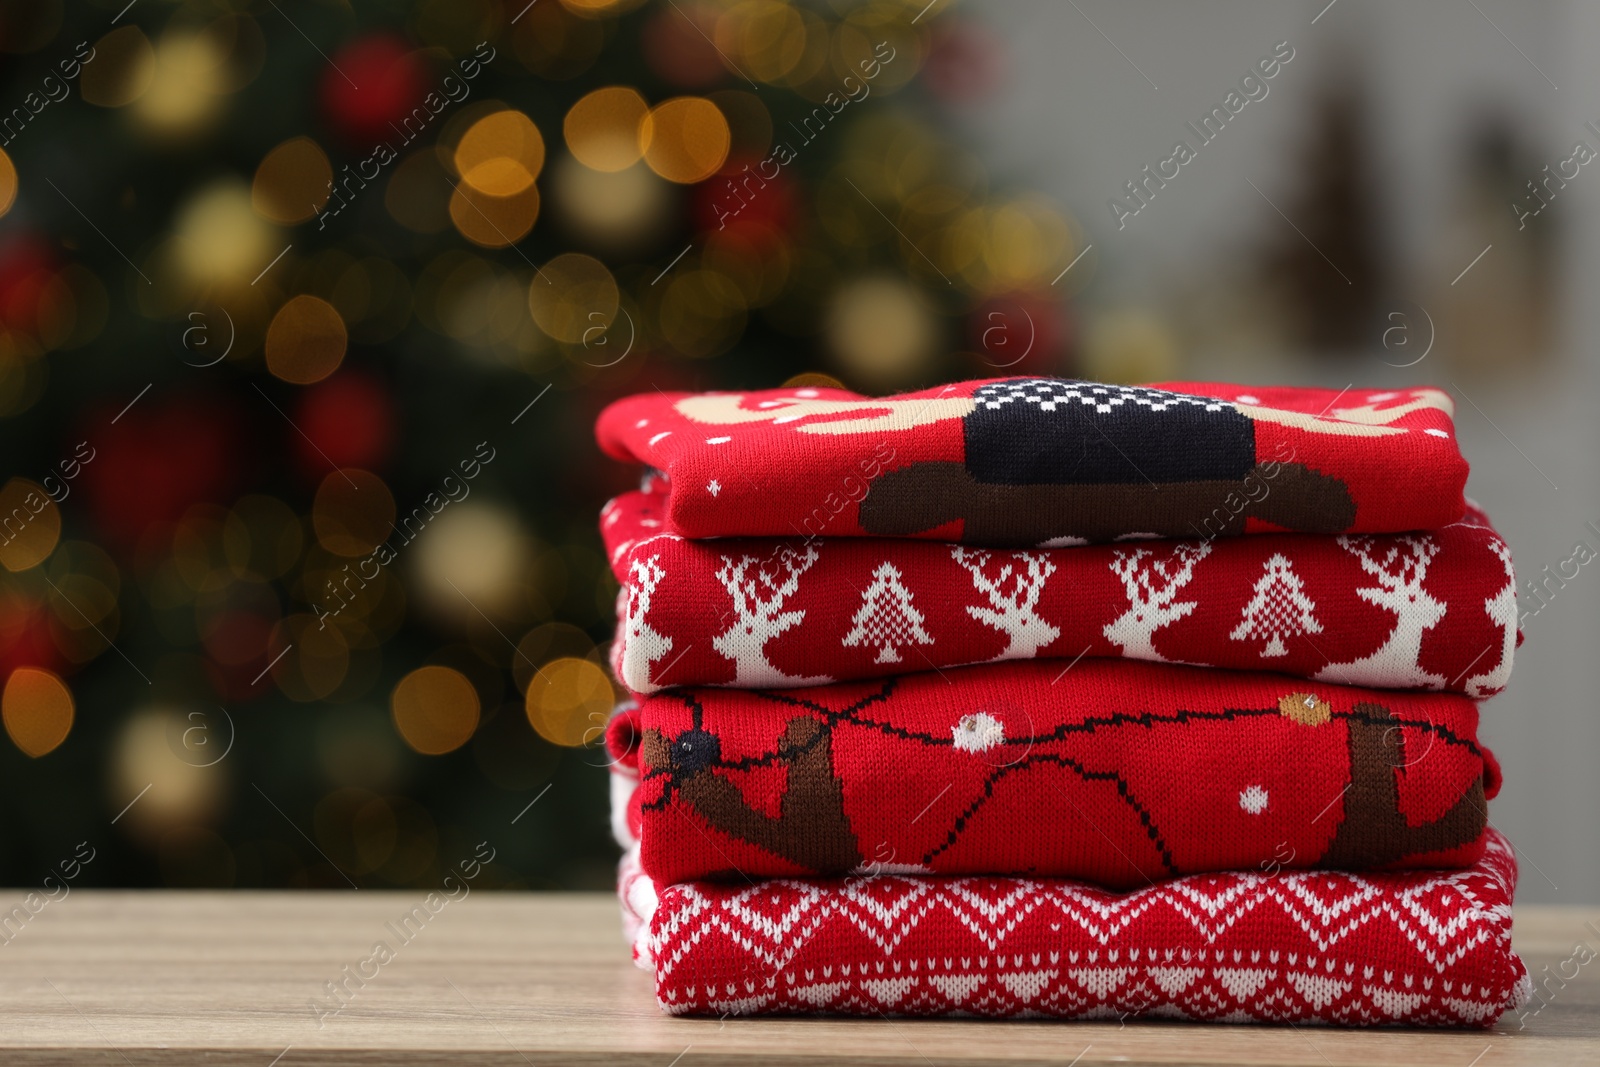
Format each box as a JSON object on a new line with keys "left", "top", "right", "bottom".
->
{"left": 595, "top": 377, "right": 1530, "bottom": 1027}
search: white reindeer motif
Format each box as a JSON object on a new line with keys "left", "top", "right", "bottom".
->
{"left": 621, "top": 554, "right": 674, "bottom": 692}
{"left": 1102, "top": 541, "right": 1212, "bottom": 661}
{"left": 1466, "top": 538, "right": 1517, "bottom": 697}
{"left": 712, "top": 545, "right": 830, "bottom": 687}
{"left": 951, "top": 546, "right": 1061, "bottom": 660}
{"left": 1316, "top": 535, "right": 1446, "bottom": 689}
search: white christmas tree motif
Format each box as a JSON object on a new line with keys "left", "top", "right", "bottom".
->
{"left": 1466, "top": 538, "right": 1517, "bottom": 697}
{"left": 1102, "top": 541, "right": 1213, "bottom": 661}
{"left": 841, "top": 562, "right": 934, "bottom": 664}
{"left": 712, "top": 545, "right": 831, "bottom": 687}
{"left": 620, "top": 554, "right": 673, "bottom": 692}
{"left": 1229, "top": 553, "right": 1323, "bottom": 657}
{"left": 1315, "top": 535, "right": 1446, "bottom": 689}
{"left": 951, "top": 546, "right": 1061, "bottom": 660}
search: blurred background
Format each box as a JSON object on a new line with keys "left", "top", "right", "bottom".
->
{"left": 0, "top": 0, "right": 1592, "bottom": 902}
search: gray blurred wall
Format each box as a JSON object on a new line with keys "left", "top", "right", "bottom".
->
{"left": 961, "top": 0, "right": 1598, "bottom": 903}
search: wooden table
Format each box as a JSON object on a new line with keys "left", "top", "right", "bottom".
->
{"left": 0, "top": 892, "right": 1594, "bottom": 1065}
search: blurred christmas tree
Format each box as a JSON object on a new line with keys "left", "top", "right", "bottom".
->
{"left": 0, "top": 0, "right": 1080, "bottom": 889}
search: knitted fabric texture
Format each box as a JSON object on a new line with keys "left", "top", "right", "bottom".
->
{"left": 605, "top": 660, "right": 1499, "bottom": 889}
{"left": 636, "top": 828, "right": 1528, "bottom": 1027}
{"left": 604, "top": 487, "right": 1517, "bottom": 696}
{"left": 594, "top": 378, "right": 1470, "bottom": 545}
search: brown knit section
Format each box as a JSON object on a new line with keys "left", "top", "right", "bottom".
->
{"left": 857, "top": 461, "right": 1356, "bottom": 546}
{"left": 678, "top": 717, "right": 862, "bottom": 874}
{"left": 1321, "top": 701, "right": 1486, "bottom": 869}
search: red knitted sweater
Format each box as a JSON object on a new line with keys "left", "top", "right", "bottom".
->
{"left": 634, "top": 830, "right": 1528, "bottom": 1027}
{"left": 595, "top": 378, "right": 1470, "bottom": 545}
{"left": 604, "top": 486, "right": 1516, "bottom": 696}
{"left": 606, "top": 660, "right": 1498, "bottom": 889}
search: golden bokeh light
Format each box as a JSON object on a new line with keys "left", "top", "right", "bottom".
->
{"left": 455, "top": 109, "right": 545, "bottom": 196}
{"left": 391, "top": 666, "right": 481, "bottom": 755}
{"left": 448, "top": 182, "right": 540, "bottom": 248}
{"left": 133, "top": 29, "right": 228, "bottom": 135}
{"left": 252, "top": 137, "right": 333, "bottom": 224}
{"left": 2, "top": 668, "right": 73, "bottom": 757}
{"left": 640, "top": 97, "right": 729, "bottom": 184}
{"left": 265, "top": 295, "right": 347, "bottom": 384}
{"left": 174, "top": 180, "right": 275, "bottom": 285}
{"left": 550, "top": 155, "right": 669, "bottom": 250}
{"left": 716, "top": 2, "right": 807, "bottom": 84}
{"left": 825, "top": 276, "right": 937, "bottom": 390}
{"left": 80, "top": 26, "right": 156, "bottom": 108}
{"left": 563, "top": 86, "right": 648, "bottom": 172}
{"left": 527, "top": 252, "right": 618, "bottom": 343}
{"left": 525, "top": 656, "right": 612, "bottom": 747}
{"left": 113, "top": 707, "right": 227, "bottom": 835}
{"left": 0, "top": 477, "right": 61, "bottom": 572}
{"left": 311, "top": 468, "right": 396, "bottom": 558}
{"left": 559, "top": 0, "right": 647, "bottom": 16}
{"left": 0, "top": 147, "right": 15, "bottom": 219}
{"left": 412, "top": 502, "right": 531, "bottom": 622}
{"left": 512, "top": 622, "right": 595, "bottom": 694}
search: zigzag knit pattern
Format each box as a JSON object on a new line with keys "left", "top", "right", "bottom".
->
{"left": 644, "top": 829, "right": 1529, "bottom": 1027}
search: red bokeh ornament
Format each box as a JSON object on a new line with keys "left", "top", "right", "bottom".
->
{"left": 319, "top": 34, "right": 429, "bottom": 146}
{"left": 291, "top": 370, "right": 394, "bottom": 478}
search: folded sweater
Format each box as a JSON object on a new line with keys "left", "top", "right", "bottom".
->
{"left": 595, "top": 378, "right": 1470, "bottom": 545}
{"left": 604, "top": 486, "right": 1517, "bottom": 696}
{"left": 629, "top": 828, "right": 1527, "bottom": 1027}
{"left": 606, "top": 660, "right": 1499, "bottom": 889}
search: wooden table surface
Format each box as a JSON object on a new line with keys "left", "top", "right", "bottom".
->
{"left": 0, "top": 892, "right": 1593, "bottom": 1065}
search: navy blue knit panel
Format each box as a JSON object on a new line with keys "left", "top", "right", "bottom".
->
{"left": 963, "top": 379, "right": 1257, "bottom": 485}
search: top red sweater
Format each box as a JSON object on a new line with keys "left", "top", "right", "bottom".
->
{"left": 594, "top": 378, "right": 1470, "bottom": 545}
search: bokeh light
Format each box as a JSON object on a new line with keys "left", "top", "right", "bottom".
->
{"left": 413, "top": 501, "right": 532, "bottom": 623}
{"left": 525, "top": 656, "right": 612, "bottom": 747}
{"left": 80, "top": 26, "right": 156, "bottom": 108}
{"left": 113, "top": 708, "right": 227, "bottom": 836}
{"left": 640, "top": 96, "right": 730, "bottom": 183}
{"left": 550, "top": 155, "right": 669, "bottom": 250}
{"left": 311, "top": 469, "right": 396, "bottom": 558}
{"left": 564, "top": 86, "right": 649, "bottom": 172}
{"left": 455, "top": 109, "right": 545, "bottom": 196}
{"left": 527, "top": 253, "right": 618, "bottom": 342}
{"left": 173, "top": 180, "right": 275, "bottom": 285}
{"left": 133, "top": 27, "right": 229, "bottom": 136}
{"left": 265, "top": 295, "right": 347, "bottom": 384}
{"left": 2, "top": 667, "right": 73, "bottom": 757}
{"left": 825, "top": 276, "right": 938, "bottom": 389}
{"left": 391, "top": 665, "right": 480, "bottom": 754}
{"left": 0, "top": 477, "right": 61, "bottom": 572}
{"left": 0, "top": 147, "right": 15, "bottom": 218}
{"left": 448, "top": 182, "right": 541, "bottom": 249}
{"left": 252, "top": 137, "right": 334, "bottom": 224}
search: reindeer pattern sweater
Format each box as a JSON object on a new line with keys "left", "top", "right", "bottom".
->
{"left": 605, "top": 487, "right": 1517, "bottom": 697}
{"left": 595, "top": 378, "right": 1471, "bottom": 545}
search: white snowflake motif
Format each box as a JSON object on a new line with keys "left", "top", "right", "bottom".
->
{"left": 1239, "top": 785, "right": 1269, "bottom": 815}
{"left": 707, "top": 479, "right": 721, "bottom": 497}
{"left": 953, "top": 712, "right": 1005, "bottom": 753}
